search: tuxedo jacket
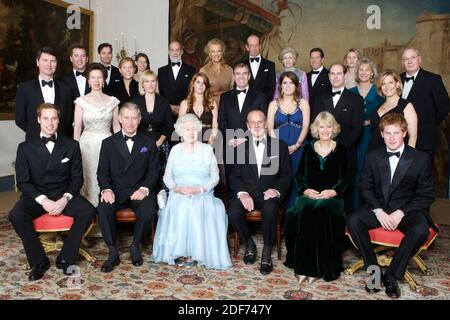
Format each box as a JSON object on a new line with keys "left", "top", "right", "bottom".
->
{"left": 219, "top": 87, "right": 267, "bottom": 137}
{"left": 360, "top": 145, "right": 436, "bottom": 230}
{"left": 313, "top": 88, "right": 364, "bottom": 152}
{"left": 15, "top": 78, "right": 72, "bottom": 139}
{"left": 242, "top": 56, "right": 276, "bottom": 104}
{"left": 307, "top": 67, "right": 331, "bottom": 111}
{"left": 157, "top": 63, "right": 195, "bottom": 105}
{"left": 105, "top": 65, "right": 121, "bottom": 86}
{"left": 15, "top": 135, "right": 83, "bottom": 200}
{"left": 230, "top": 137, "right": 291, "bottom": 201}
{"left": 97, "top": 131, "right": 160, "bottom": 203}
{"left": 106, "top": 78, "right": 140, "bottom": 107}
{"left": 61, "top": 72, "right": 90, "bottom": 101}
{"left": 400, "top": 68, "right": 450, "bottom": 151}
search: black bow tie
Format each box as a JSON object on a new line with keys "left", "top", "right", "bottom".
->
{"left": 332, "top": 90, "right": 341, "bottom": 96}
{"left": 236, "top": 88, "right": 247, "bottom": 95}
{"left": 250, "top": 57, "right": 260, "bottom": 63}
{"left": 75, "top": 71, "right": 84, "bottom": 77}
{"left": 387, "top": 151, "right": 401, "bottom": 158}
{"left": 405, "top": 76, "right": 414, "bottom": 82}
{"left": 41, "top": 80, "right": 53, "bottom": 88}
{"left": 171, "top": 62, "right": 181, "bottom": 67}
{"left": 311, "top": 70, "right": 320, "bottom": 75}
{"left": 105, "top": 66, "right": 111, "bottom": 71}
{"left": 41, "top": 135, "right": 56, "bottom": 144}
{"left": 255, "top": 138, "right": 266, "bottom": 147}
{"left": 124, "top": 135, "right": 136, "bottom": 142}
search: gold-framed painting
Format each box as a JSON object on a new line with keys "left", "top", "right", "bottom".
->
{"left": 0, "top": 0, "right": 94, "bottom": 120}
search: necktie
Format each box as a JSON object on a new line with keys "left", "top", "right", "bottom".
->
{"left": 250, "top": 57, "right": 260, "bottom": 63}
{"left": 171, "top": 62, "right": 181, "bottom": 67}
{"left": 387, "top": 151, "right": 400, "bottom": 158}
{"left": 105, "top": 66, "right": 111, "bottom": 71}
{"left": 236, "top": 88, "right": 247, "bottom": 95}
{"left": 311, "top": 70, "right": 320, "bottom": 75}
{"left": 42, "top": 135, "right": 56, "bottom": 144}
{"left": 124, "top": 135, "right": 136, "bottom": 142}
{"left": 332, "top": 90, "right": 341, "bottom": 96}
{"left": 405, "top": 76, "right": 414, "bottom": 82}
{"left": 255, "top": 138, "right": 265, "bottom": 147}
{"left": 41, "top": 80, "right": 53, "bottom": 88}
{"left": 75, "top": 71, "right": 84, "bottom": 77}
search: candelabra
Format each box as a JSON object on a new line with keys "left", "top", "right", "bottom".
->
{"left": 115, "top": 33, "right": 138, "bottom": 63}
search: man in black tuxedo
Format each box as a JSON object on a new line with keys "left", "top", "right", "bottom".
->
{"left": 228, "top": 110, "right": 291, "bottom": 275}
{"left": 307, "top": 48, "right": 331, "bottom": 111}
{"left": 9, "top": 103, "right": 96, "bottom": 281}
{"left": 313, "top": 63, "right": 364, "bottom": 212}
{"left": 347, "top": 113, "right": 436, "bottom": 298}
{"left": 98, "top": 43, "right": 121, "bottom": 89}
{"left": 219, "top": 63, "right": 267, "bottom": 199}
{"left": 158, "top": 40, "right": 196, "bottom": 117}
{"left": 15, "top": 47, "right": 72, "bottom": 139}
{"left": 97, "top": 102, "right": 160, "bottom": 273}
{"left": 400, "top": 47, "right": 450, "bottom": 154}
{"left": 242, "top": 35, "right": 276, "bottom": 105}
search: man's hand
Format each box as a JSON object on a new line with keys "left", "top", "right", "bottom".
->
{"left": 263, "top": 189, "right": 279, "bottom": 200}
{"left": 101, "top": 190, "right": 115, "bottom": 204}
{"left": 389, "top": 209, "right": 405, "bottom": 230}
{"left": 43, "top": 198, "right": 67, "bottom": 216}
{"left": 376, "top": 210, "right": 397, "bottom": 231}
{"left": 227, "top": 138, "right": 246, "bottom": 148}
{"left": 170, "top": 104, "right": 180, "bottom": 115}
{"left": 239, "top": 193, "right": 254, "bottom": 212}
{"left": 316, "top": 189, "right": 337, "bottom": 199}
{"left": 303, "top": 189, "right": 320, "bottom": 200}
{"left": 130, "top": 188, "right": 147, "bottom": 201}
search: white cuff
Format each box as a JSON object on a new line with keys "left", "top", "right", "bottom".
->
{"left": 63, "top": 193, "right": 73, "bottom": 202}
{"left": 35, "top": 195, "right": 47, "bottom": 205}
{"left": 139, "top": 187, "right": 149, "bottom": 196}
{"left": 237, "top": 191, "right": 249, "bottom": 199}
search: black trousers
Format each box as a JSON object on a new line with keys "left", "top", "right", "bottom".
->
{"left": 346, "top": 207, "right": 430, "bottom": 278}
{"left": 227, "top": 196, "right": 280, "bottom": 251}
{"left": 9, "top": 195, "right": 96, "bottom": 267}
{"left": 97, "top": 195, "right": 157, "bottom": 248}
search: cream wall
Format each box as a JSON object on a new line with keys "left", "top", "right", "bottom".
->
{"left": 0, "top": 0, "right": 168, "bottom": 177}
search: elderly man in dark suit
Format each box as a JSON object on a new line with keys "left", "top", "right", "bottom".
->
{"left": 228, "top": 110, "right": 291, "bottom": 275}
{"left": 15, "top": 47, "right": 72, "bottom": 139}
{"left": 400, "top": 47, "right": 450, "bottom": 154}
{"left": 347, "top": 113, "right": 436, "bottom": 298}
{"left": 10, "top": 103, "right": 96, "bottom": 281}
{"left": 97, "top": 102, "right": 160, "bottom": 273}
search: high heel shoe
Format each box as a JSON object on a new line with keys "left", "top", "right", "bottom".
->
{"left": 295, "top": 274, "right": 307, "bottom": 284}
{"left": 307, "top": 276, "right": 318, "bottom": 284}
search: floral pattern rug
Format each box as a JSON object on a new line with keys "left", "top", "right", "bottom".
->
{"left": 0, "top": 214, "right": 449, "bottom": 300}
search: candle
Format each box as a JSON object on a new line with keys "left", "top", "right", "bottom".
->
{"left": 120, "top": 32, "right": 124, "bottom": 48}
{"left": 134, "top": 37, "right": 137, "bottom": 53}
{"left": 115, "top": 38, "right": 119, "bottom": 51}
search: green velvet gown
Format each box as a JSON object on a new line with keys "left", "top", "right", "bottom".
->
{"left": 284, "top": 142, "right": 349, "bottom": 281}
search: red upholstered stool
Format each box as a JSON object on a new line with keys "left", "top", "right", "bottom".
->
{"left": 232, "top": 209, "right": 284, "bottom": 260}
{"left": 345, "top": 226, "right": 438, "bottom": 292}
{"left": 33, "top": 213, "right": 95, "bottom": 263}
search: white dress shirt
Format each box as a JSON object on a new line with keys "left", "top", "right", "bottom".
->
{"left": 252, "top": 136, "right": 265, "bottom": 177}
{"left": 401, "top": 69, "right": 419, "bottom": 100}
{"left": 387, "top": 144, "right": 405, "bottom": 182}
{"left": 39, "top": 76, "right": 55, "bottom": 103}
{"left": 237, "top": 86, "right": 249, "bottom": 112}
{"left": 249, "top": 55, "right": 261, "bottom": 79}
{"left": 332, "top": 86, "right": 345, "bottom": 107}
{"left": 311, "top": 66, "right": 324, "bottom": 87}
{"left": 74, "top": 69, "right": 87, "bottom": 96}
{"left": 122, "top": 130, "right": 136, "bottom": 153}
{"left": 104, "top": 65, "right": 112, "bottom": 85}
{"left": 171, "top": 61, "right": 181, "bottom": 80}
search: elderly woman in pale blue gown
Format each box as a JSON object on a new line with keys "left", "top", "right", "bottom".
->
{"left": 273, "top": 47, "right": 309, "bottom": 102}
{"left": 151, "top": 114, "right": 232, "bottom": 270}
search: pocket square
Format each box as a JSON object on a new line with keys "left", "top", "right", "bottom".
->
{"left": 342, "top": 108, "right": 348, "bottom": 112}
{"left": 140, "top": 147, "right": 148, "bottom": 153}
{"left": 264, "top": 69, "right": 269, "bottom": 72}
{"left": 185, "top": 74, "right": 189, "bottom": 77}
{"left": 269, "top": 156, "right": 279, "bottom": 159}
{"left": 61, "top": 157, "right": 70, "bottom": 163}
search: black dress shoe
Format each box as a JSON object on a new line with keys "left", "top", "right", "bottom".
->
{"left": 243, "top": 248, "right": 257, "bottom": 265}
{"left": 383, "top": 273, "right": 401, "bottom": 298}
{"left": 130, "top": 245, "right": 143, "bottom": 267}
{"left": 56, "top": 258, "right": 77, "bottom": 276}
{"left": 101, "top": 256, "right": 120, "bottom": 273}
{"left": 28, "top": 258, "right": 50, "bottom": 281}
{"left": 260, "top": 259, "right": 273, "bottom": 275}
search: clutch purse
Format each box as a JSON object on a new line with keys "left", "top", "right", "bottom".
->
{"left": 157, "top": 189, "right": 168, "bottom": 209}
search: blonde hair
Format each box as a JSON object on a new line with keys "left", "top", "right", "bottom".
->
{"left": 310, "top": 111, "right": 341, "bottom": 139}
{"left": 343, "top": 48, "right": 361, "bottom": 66}
{"left": 377, "top": 69, "right": 403, "bottom": 97}
{"left": 204, "top": 38, "right": 225, "bottom": 64}
{"left": 278, "top": 47, "right": 298, "bottom": 63}
{"left": 355, "top": 57, "right": 378, "bottom": 83}
{"left": 138, "top": 70, "right": 157, "bottom": 95}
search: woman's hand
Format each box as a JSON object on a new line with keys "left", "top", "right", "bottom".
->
{"left": 174, "top": 186, "right": 203, "bottom": 195}
{"left": 303, "top": 189, "right": 320, "bottom": 199}
{"left": 316, "top": 189, "right": 337, "bottom": 199}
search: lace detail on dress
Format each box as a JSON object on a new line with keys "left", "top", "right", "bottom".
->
{"left": 75, "top": 96, "right": 120, "bottom": 134}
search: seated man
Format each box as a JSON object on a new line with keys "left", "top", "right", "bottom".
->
{"left": 9, "top": 103, "right": 96, "bottom": 281}
{"left": 97, "top": 102, "right": 159, "bottom": 272}
{"left": 228, "top": 110, "right": 291, "bottom": 275}
{"left": 346, "top": 113, "right": 437, "bottom": 298}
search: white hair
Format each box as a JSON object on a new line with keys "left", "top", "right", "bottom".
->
{"left": 174, "top": 113, "right": 203, "bottom": 136}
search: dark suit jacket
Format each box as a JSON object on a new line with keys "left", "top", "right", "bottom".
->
{"left": 15, "top": 78, "right": 72, "bottom": 139}
{"left": 401, "top": 68, "right": 450, "bottom": 151}
{"left": 230, "top": 137, "right": 291, "bottom": 201}
{"left": 106, "top": 78, "right": 140, "bottom": 107}
{"left": 157, "top": 63, "right": 195, "bottom": 106}
{"left": 307, "top": 67, "right": 331, "bottom": 111}
{"left": 242, "top": 56, "right": 276, "bottom": 104}
{"left": 219, "top": 87, "right": 267, "bottom": 138}
{"left": 97, "top": 131, "right": 160, "bottom": 203}
{"left": 133, "top": 94, "right": 174, "bottom": 140}
{"left": 313, "top": 88, "right": 364, "bottom": 153}
{"left": 15, "top": 135, "right": 83, "bottom": 200}
{"left": 61, "top": 71, "right": 90, "bottom": 101}
{"left": 360, "top": 145, "right": 436, "bottom": 230}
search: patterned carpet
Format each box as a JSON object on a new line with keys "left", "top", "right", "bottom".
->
{"left": 0, "top": 213, "right": 449, "bottom": 300}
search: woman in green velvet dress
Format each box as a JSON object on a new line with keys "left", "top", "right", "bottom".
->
{"left": 284, "top": 111, "right": 349, "bottom": 284}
